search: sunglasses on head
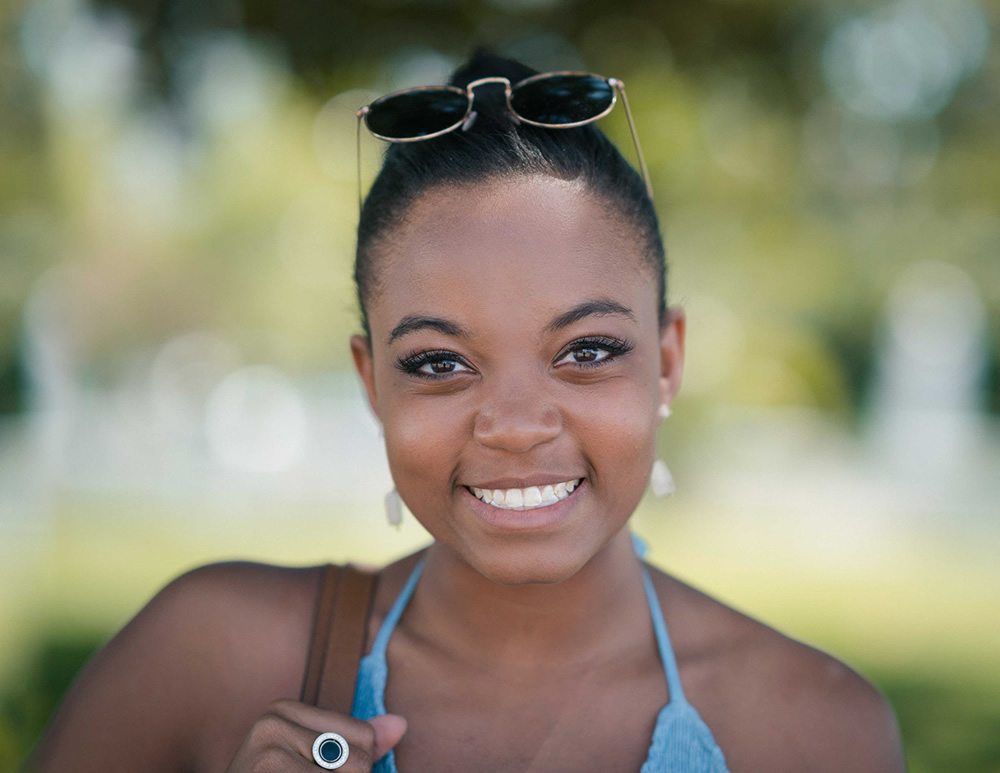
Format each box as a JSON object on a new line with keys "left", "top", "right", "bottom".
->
{"left": 355, "top": 71, "right": 653, "bottom": 210}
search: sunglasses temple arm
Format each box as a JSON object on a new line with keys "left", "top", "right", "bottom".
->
{"left": 356, "top": 109, "right": 366, "bottom": 215}
{"left": 613, "top": 81, "right": 654, "bottom": 201}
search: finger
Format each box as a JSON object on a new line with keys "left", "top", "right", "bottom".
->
{"left": 257, "top": 701, "right": 377, "bottom": 771}
{"left": 369, "top": 714, "right": 408, "bottom": 760}
{"left": 266, "top": 699, "right": 379, "bottom": 740}
{"left": 297, "top": 724, "right": 375, "bottom": 772}
{"left": 269, "top": 701, "right": 406, "bottom": 766}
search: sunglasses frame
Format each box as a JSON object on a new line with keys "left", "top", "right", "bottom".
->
{"left": 355, "top": 71, "right": 653, "bottom": 210}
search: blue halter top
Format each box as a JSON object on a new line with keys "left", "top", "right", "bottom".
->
{"left": 351, "top": 545, "right": 730, "bottom": 772}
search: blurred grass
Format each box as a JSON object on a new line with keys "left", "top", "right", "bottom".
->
{"left": 3, "top": 496, "right": 999, "bottom": 770}
{"left": 874, "top": 670, "right": 1000, "bottom": 773}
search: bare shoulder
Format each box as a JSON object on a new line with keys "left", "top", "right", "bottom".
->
{"left": 646, "top": 566, "right": 906, "bottom": 773}
{"left": 142, "top": 560, "right": 324, "bottom": 696}
{"left": 28, "top": 560, "right": 325, "bottom": 772}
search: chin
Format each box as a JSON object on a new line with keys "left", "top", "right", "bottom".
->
{"left": 457, "top": 533, "right": 605, "bottom": 587}
{"left": 478, "top": 561, "right": 579, "bottom": 587}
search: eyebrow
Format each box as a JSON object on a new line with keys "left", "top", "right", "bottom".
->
{"left": 387, "top": 315, "right": 468, "bottom": 345}
{"left": 545, "top": 299, "right": 636, "bottom": 334}
{"left": 386, "top": 299, "right": 635, "bottom": 345}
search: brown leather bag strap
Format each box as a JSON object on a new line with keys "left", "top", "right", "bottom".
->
{"left": 300, "top": 564, "right": 377, "bottom": 713}
{"left": 301, "top": 564, "right": 341, "bottom": 706}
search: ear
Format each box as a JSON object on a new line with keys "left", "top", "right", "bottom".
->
{"left": 658, "top": 307, "right": 686, "bottom": 409}
{"left": 350, "top": 334, "right": 381, "bottom": 422}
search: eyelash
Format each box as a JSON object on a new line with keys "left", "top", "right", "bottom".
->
{"left": 556, "top": 336, "right": 634, "bottom": 368}
{"left": 395, "top": 337, "right": 634, "bottom": 380}
{"left": 395, "top": 350, "right": 471, "bottom": 380}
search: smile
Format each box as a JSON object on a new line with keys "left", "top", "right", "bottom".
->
{"left": 467, "top": 479, "right": 582, "bottom": 511}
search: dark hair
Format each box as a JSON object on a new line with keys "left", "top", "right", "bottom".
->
{"left": 354, "top": 49, "right": 666, "bottom": 338}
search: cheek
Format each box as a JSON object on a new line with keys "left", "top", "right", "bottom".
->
{"left": 579, "top": 387, "right": 658, "bottom": 481}
{"left": 381, "top": 391, "right": 471, "bottom": 495}
{"left": 586, "top": 350, "right": 660, "bottom": 445}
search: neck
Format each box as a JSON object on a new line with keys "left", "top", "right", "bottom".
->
{"left": 407, "top": 529, "right": 651, "bottom": 669}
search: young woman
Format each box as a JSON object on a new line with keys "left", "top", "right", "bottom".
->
{"left": 28, "top": 51, "right": 905, "bottom": 772}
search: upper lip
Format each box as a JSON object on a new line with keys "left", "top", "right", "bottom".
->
{"left": 464, "top": 476, "right": 583, "bottom": 490}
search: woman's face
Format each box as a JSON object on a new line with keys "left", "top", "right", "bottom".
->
{"left": 352, "top": 175, "right": 684, "bottom": 585}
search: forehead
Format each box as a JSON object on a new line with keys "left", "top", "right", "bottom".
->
{"left": 369, "top": 175, "right": 656, "bottom": 337}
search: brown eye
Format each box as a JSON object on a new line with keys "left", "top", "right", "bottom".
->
{"left": 572, "top": 348, "right": 600, "bottom": 363}
{"left": 396, "top": 349, "right": 474, "bottom": 379}
{"left": 416, "top": 356, "right": 471, "bottom": 376}
{"left": 554, "top": 345, "right": 612, "bottom": 367}
{"left": 554, "top": 337, "right": 634, "bottom": 369}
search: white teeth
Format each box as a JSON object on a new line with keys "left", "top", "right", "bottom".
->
{"left": 469, "top": 479, "right": 582, "bottom": 510}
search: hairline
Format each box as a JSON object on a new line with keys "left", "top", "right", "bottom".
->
{"left": 357, "top": 170, "right": 665, "bottom": 333}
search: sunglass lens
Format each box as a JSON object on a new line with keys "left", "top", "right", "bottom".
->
{"left": 365, "top": 89, "right": 470, "bottom": 139}
{"left": 510, "top": 74, "right": 614, "bottom": 125}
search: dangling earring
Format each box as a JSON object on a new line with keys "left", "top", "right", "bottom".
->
{"left": 385, "top": 488, "right": 402, "bottom": 528}
{"left": 377, "top": 422, "right": 400, "bottom": 526}
{"left": 650, "top": 459, "right": 675, "bottom": 497}
{"left": 651, "top": 402, "right": 675, "bottom": 496}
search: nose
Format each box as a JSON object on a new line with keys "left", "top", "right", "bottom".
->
{"left": 473, "top": 381, "right": 561, "bottom": 453}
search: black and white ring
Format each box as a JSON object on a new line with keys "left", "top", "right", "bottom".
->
{"left": 312, "top": 731, "right": 350, "bottom": 769}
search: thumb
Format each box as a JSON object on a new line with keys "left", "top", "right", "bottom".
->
{"left": 368, "top": 714, "right": 408, "bottom": 759}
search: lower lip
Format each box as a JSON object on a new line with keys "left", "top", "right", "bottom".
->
{"left": 463, "top": 481, "right": 584, "bottom": 532}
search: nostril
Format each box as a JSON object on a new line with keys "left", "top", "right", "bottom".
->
{"left": 472, "top": 394, "right": 561, "bottom": 452}
{"left": 472, "top": 419, "right": 561, "bottom": 452}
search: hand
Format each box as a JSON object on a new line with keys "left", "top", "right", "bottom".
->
{"left": 225, "top": 699, "right": 407, "bottom": 772}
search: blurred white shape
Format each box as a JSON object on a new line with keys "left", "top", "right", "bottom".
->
{"left": 867, "top": 260, "right": 991, "bottom": 495}
{"left": 205, "top": 365, "right": 307, "bottom": 474}
{"left": 882, "top": 260, "right": 987, "bottom": 403}
{"left": 924, "top": 0, "right": 990, "bottom": 75}
{"left": 823, "top": 0, "right": 989, "bottom": 120}
{"left": 180, "top": 33, "right": 286, "bottom": 133}
{"left": 108, "top": 111, "right": 186, "bottom": 227}
{"left": 377, "top": 47, "right": 457, "bottom": 92}
{"left": 297, "top": 372, "right": 392, "bottom": 497}
{"left": 21, "top": 265, "right": 82, "bottom": 413}
{"left": 150, "top": 333, "right": 240, "bottom": 443}
{"left": 19, "top": 0, "right": 77, "bottom": 78}
{"left": 23, "top": 0, "right": 138, "bottom": 117}
{"left": 687, "top": 406, "right": 909, "bottom": 561}
{"left": 19, "top": 265, "right": 86, "bottom": 492}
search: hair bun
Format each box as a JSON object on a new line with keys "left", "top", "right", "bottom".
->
{"left": 445, "top": 49, "right": 538, "bottom": 130}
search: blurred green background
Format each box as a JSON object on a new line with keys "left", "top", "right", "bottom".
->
{"left": 1, "top": 0, "right": 999, "bottom": 770}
